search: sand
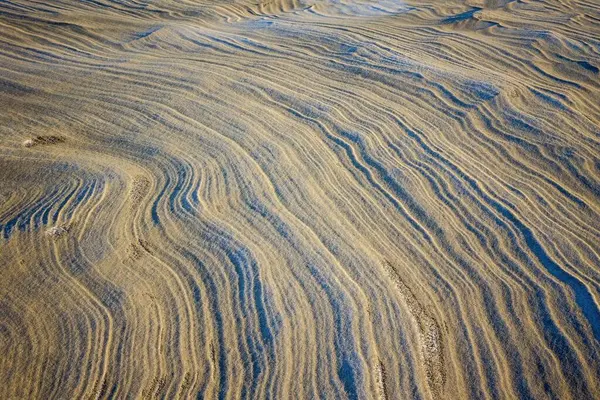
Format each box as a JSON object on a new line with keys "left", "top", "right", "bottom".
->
{"left": 1, "top": 0, "right": 599, "bottom": 398}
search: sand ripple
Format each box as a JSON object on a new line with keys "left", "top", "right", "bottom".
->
{"left": 1, "top": 0, "right": 599, "bottom": 398}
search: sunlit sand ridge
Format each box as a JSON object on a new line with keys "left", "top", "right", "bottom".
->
{"left": 1, "top": 0, "right": 599, "bottom": 398}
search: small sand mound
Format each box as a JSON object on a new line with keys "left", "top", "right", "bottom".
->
{"left": 23, "top": 135, "right": 65, "bottom": 148}
{"left": 46, "top": 225, "right": 69, "bottom": 238}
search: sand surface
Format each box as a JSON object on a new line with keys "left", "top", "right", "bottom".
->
{"left": 1, "top": 0, "right": 600, "bottom": 398}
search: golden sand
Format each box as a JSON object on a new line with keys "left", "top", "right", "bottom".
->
{"left": 1, "top": 0, "right": 599, "bottom": 398}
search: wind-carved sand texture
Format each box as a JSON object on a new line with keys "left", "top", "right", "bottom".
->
{"left": 1, "top": 0, "right": 600, "bottom": 398}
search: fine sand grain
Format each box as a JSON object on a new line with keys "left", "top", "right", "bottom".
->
{"left": 1, "top": 0, "right": 599, "bottom": 398}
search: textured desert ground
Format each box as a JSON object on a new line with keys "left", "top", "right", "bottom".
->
{"left": 1, "top": 0, "right": 600, "bottom": 398}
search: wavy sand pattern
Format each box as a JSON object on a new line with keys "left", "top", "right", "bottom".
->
{"left": 1, "top": 0, "right": 600, "bottom": 398}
